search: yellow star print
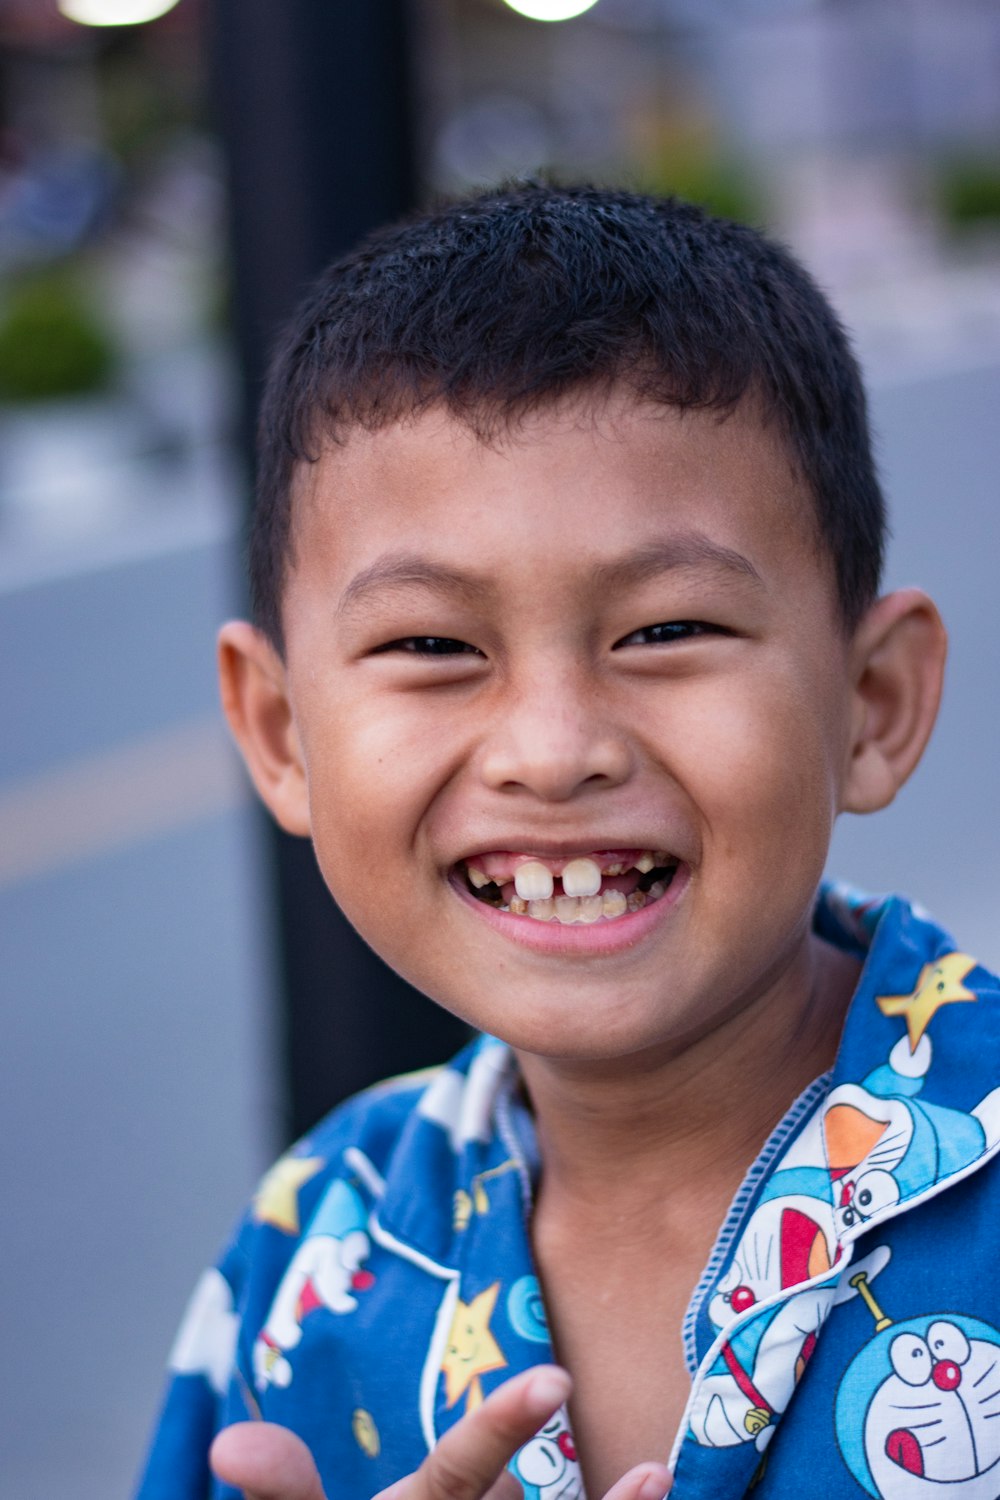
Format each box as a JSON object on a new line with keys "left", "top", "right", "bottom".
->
{"left": 442, "top": 1283, "right": 507, "bottom": 1412}
{"left": 252, "top": 1154, "right": 325, "bottom": 1234}
{"left": 876, "top": 952, "right": 978, "bottom": 1050}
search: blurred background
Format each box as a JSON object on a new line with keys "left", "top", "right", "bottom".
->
{"left": 1, "top": 0, "right": 998, "bottom": 1493}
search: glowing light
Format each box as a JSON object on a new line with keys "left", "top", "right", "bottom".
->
{"left": 502, "top": 0, "right": 600, "bottom": 20}
{"left": 59, "top": 0, "right": 181, "bottom": 25}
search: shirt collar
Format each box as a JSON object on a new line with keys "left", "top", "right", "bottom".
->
{"left": 375, "top": 885, "right": 1000, "bottom": 1261}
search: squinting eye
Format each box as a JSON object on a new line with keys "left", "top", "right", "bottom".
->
{"left": 376, "top": 636, "right": 482, "bottom": 657}
{"left": 614, "top": 621, "right": 714, "bottom": 648}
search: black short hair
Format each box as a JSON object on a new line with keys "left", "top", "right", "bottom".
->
{"left": 251, "top": 182, "right": 885, "bottom": 651}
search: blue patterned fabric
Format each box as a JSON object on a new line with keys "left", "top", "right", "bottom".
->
{"left": 135, "top": 886, "right": 1000, "bottom": 1500}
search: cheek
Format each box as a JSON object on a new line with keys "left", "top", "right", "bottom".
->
{"left": 298, "top": 688, "right": 460, "bottom": 892}
{"left": 673, "top": 673, "right": 840, "bottom": 873}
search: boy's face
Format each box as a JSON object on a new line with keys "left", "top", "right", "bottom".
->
{"left": 243, "top": 394, "right": 879, "bottom": 1063}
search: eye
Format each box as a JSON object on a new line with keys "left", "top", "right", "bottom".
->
{"left": 850, "top": 1169, "right": 900, "bottom": 1219}
{"left": 374, "top": 636, "right": 482, "bottom": 657}
{"left": 614, "top": 621, "right": 716, "bottom": 649}
{"left": 890, "top": 1334, "right": 932, "bottom": 1386}
{"left": 515, "top": 1439, "right": 563, "bottom": 1486}
{"left": 927, "top": 1322, "right": 971, "bottom": 1367}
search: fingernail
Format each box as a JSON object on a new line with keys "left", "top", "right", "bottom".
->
{"left": 638, "top": 1466, "right": 671, "bottom": 1500}
{"left": 526, "top": 1366, "right": 572, "bottom": 1410}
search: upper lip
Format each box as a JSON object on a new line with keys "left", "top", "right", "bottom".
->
{"left": 451, "top": 839, "right": 681, "bottom": 864}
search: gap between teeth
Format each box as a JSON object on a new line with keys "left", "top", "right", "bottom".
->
{"left": 511, "top": 853, "right": 657, "bottom": 903}
{"left": 464, "top": 851, "right": 673, "bottom": 921}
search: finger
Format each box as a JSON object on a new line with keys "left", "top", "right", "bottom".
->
{"left": 210, "top": 1421, "right": 328, "bottom": 1500}
{"left": 378, "top": 1463, "right": 523, "bottom": 1500}
{"left": 601, "top": 1462, "right": 673, "bottom": 1500}
{"left": 376, "top": 1365, "right": 571, "bottom": 1500}
{"left": 481, "top": 1469, "right": 524, "bottom": 1500}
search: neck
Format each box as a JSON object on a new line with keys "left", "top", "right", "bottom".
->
{"left": 515, "top": 934, "right": 859, "bottom": 1215}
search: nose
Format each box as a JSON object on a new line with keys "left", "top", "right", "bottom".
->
{"left": 557, "top": 1432, "right": 577, "bottom": 1462}
{"left": 932, "top": 1360, "right": 962, "bottom": 1391}
{"left": 478, "top": 667, "right": 632, "bottom": 802}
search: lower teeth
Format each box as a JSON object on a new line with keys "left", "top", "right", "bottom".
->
{"left": 474, "top": 873, "right": 675, "bottom": 924}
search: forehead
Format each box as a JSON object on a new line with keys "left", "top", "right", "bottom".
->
{"left": 287, "top": 392, "right": 826, "bottom": 607}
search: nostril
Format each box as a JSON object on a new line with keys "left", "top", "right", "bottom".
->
{"left": 932, "top": 1360, "right": 962, "bottom": 1391}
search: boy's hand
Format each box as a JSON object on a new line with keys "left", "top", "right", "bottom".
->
{"left": 209, "top": 1365, "right": 672, "bottom": 1500}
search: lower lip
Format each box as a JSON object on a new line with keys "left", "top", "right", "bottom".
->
{"left": 450, "top": 865, "right": 689, "bottom": 955}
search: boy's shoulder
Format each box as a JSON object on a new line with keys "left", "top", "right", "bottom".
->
{"left": 228, "top": 1032, "right": 522, "bottom": 1278}
{"left": 150, "top": 1034, "right": 528, "bottom": 1482}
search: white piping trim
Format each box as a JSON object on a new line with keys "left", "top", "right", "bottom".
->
{"left": 367, "top": 1214, "right": 460, "bottom": 1453}
{"left": 839, "top": 1123, "right": 1000, "bottom": 1250}
{"left": 367, "top": 1213, "right": 458, "bottom": 1281}
{"left": 343, "top": 1146, "right": 386, "bottom": 1200}
{"left": 420, "top": 1278, "right": 462, "bottom": 1453}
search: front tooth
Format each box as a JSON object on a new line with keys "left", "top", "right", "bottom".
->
{"left": 579, "top": 894, "right": 603, "bottom": 923}
{"left": 602, "top": 888, "right": 627, "bottom": 918}
{"left": 528, "top": 897, "right": 554, "bottom": 921}
{"left": 634, "top": 852, "right": 655, "bottom": 874}
{"left": 561, "top": 857, "right": 602, "bottom": 897}
{"left": 514, "top": 861, "right": 554, "bottom": 902}
{"left": 554, "top": 895, "right": 580, "bottom": 923}
{"left": 467, "top": 865, "right": 490, "bottom": 889}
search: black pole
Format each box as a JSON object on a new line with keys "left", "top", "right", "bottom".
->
{"left": 209, "top": 0, "right": 469, "bottom": 1142}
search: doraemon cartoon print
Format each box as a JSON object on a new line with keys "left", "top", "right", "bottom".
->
{"left": 692, "top": 1171, "right": 833, "bottom": 1446}
{"left": 689, "top": 1106, "right": 858, "bottom": 1450}
{"left": 688, "top": 1009, "right": 1000, "bottom": 1455}
{"left": 836, "top": 1281, "right": 1000, "bottom": 1498}
{"left": 253, "top": 1177, "right": 374, "bottom": 1390}
{"left": 690, "top": 1247, "right": 889, "bottom": 1450}
{"left": 823, "top": 1034, "right": 1000, "bottom": 1239}
{"left": 509, "top": 1406, "right": 583, "bottom": 1500}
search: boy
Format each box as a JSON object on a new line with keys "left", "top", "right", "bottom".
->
{"left": 135, "top": 185, "right": 1000, "bottom": 1500}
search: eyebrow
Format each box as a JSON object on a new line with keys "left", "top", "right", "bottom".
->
{"left": 590, "top": 534, "right": 764, "bottom": 593}
{"left": 337, "top": 553, "right": 495, "bottom": 616}
{"left": 337, "top": 532, "right": 763, "bottom": 616}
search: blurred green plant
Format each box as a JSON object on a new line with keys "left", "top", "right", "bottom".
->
{"left": 936, "top": 156, "right": 1000, "bottom": 230}
{"left": 0, "top": 268, "right": 117, "bottom": 403}
{"left": 645, "top": 151, "right": 762, "bottom": 226}
{"left": 635, "top": 117, "right": 763, "bottom": 227}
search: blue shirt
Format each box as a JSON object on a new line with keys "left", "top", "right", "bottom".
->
{"left": 135, "top": 885, "right": 1000, "bottom": 1500}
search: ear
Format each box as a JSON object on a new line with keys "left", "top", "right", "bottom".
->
{"left": 841, "top": 588, "right": 947, "bottom": 815}
{"left": 217, "top": 621, "right": 312, "bottom": 836}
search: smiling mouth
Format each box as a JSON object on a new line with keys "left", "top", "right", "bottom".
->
{"left": 458, "top": 850, "right": 680, "bottom": 926}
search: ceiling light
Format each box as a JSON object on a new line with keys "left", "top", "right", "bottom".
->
{"left": 502, "top": 0, "right": 601, "bottom": 20}
{"left": 59, "top": 0, "right": 181, "bottom": 25}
